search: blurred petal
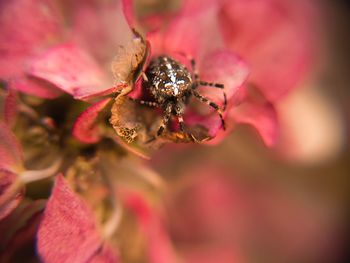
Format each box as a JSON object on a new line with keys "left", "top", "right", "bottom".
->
{"left": 121, "top": 0, "right": 134, "bottom": 28}
{"left": 199, "top": 50, "right": 249, "bottom": 106}
{"left": 0, "top": 171, "right": 23, "bottom": 220}
{"left": 72, "top": 98, "right": 112, "bottom": 144}
{"left": 88, "top": 244, "right": 119, "bottom": 263}
{"left": 163, "top": 1, "right": 224, "bottom": 60}
{"left": 70, "top": 0, "right": 132, "bottom": 65}
{"left": 0, "top": 0, "right": 62, "bottom": 79}
{"left": 124, "top": 192, "right": 178, "bottom": 263}
{"left": 184, "top": 51, "right": 248, "bottom": 140}
{"left": 184, "top": 113, "right": 222, "bottom": 140}
{"left": 167, "top": 167, "right": 245, "bottom": 242}
{"left": 10, "top": 77, "right": 63, "bottom": 99}
{"left": 111, "top": 31, "right": 149, "bottom": 88}
{"left": 2, "top": 89, "right": 18, "bottom": 126}
{"left": 219, "top": 0, "right": 316, "bottom": 101}
{"left": 230, "top": 97, "right": 279, "bottom": 147}
{"left": 37, "top": 175, "right": 117, "bottom": 263}
{"left": 29, "top": 43, "right": 112, "bottom": 100}
{"left": 0, "top": 200, "right": 45, "bottom": 261}
{"left": 146, "top": 30, "right": 164, "bottom": 57}
{"left": 0, "top": 122, "right": 23, "bottom": 173}
{"left": 183, "top": 246, "right": 241, "bottom": 263}
{"left": 276, "top": 85, "right": 345, "bottom": 164}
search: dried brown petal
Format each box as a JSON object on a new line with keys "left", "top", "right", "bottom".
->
{"left": 109, "top": 95, "right": 160, "bottom": 145}
{"left": 110, "top": 95, "right": 213, "bottom": 151}
{"left": 111, "top": 30, "right": 149, "bottom": 92}
{"left": 66, "top": 157, "right": 111, "bottom": 223}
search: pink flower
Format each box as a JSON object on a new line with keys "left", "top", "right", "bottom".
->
{"left": 0, "top": 0, "right": 127, "bottom": 100}
{"left": 75, "top": 0, "right": 315, "bottom": 149}
{"left": 114, "top": 0, "right": 316, "bottom": 146}
{"left": 37, "top": 175, "right": 118, "bottom": 263}
{"left": 0, "top": 199, "right": 45, "bottom": 262}
{"left": 0, "top": 0, "right": 315, "bottom": 148}
{"left": 163, "top": 164, "right": 342, "bottom": 263}
{"left": 0, "top": 122, "right": 61, "bottom": 220}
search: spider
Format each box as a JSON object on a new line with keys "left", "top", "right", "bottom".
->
{"left": 132, "top": 55, "right": 226, "bottom": 137}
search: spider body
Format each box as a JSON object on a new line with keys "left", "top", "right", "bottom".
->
{"left": 139, "top": 55, "right": 226, "bottom": 137}
{"left": 144, "top": 56, "right": 192, "bottom": 103}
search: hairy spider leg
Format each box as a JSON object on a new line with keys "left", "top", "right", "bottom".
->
{"left": 128, "top": 97, "right": 160, "bottom": 107}
{"left": 189, "top": 56, "right": 224, "bottom": 89}
{"left": 177, "top": 114, "right": 185, "bottom": 132}
{"left": 190, "top": 58, "right": 199, "bottom": 81}
{"left": 191, "top": 90, "right": 226, "bottom": 130}
{"left": 198, "top": 81, "right": 224, "bottom": 89}
{"left": 178, "top": 52, "right": 226, "bottom": 91}
{"left": 176, "top": 107, "right": 197, "bottom": 142}
{"left": 192, "top": 81, "right": 227, "bottom": 111}
{"left": 157, "top": 103, "right": 173, "bottom": 136}
{"left": 223, "top": 92, "right": 227, "bottom": 111}
{"left": 175, "top": 52, "right": 199, "bottom": 81}
{"left": 188, "top": 57, "right": 227, "bottom": 110}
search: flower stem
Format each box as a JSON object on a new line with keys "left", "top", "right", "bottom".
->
{"left": 102, "top": 170, "right": 123, "bottom": 239}
{"left": 21, "top": 158, "right": 62, "bottom": 184}
{"left": 106, "top": 130, "right": 151, "bottom": 160}
{"left": 102, "top": 197, "right": 123, "bottom": 239}
{"left": 0, "top": 178, "right": 23, "bottom": 211}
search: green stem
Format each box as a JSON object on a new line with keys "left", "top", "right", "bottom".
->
{"left": 20, "top": 158, "right": 62, "bottom": 184}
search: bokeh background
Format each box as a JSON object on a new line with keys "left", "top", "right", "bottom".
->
{"left": 1, "top": 0, "right": 349, "bottom": 262}
{"left": 143, "top": 1, "right": 350, "bottom": 262}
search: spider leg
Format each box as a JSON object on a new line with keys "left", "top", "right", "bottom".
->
{"left": 177, "top": 115, "right": 186, "bottom": 133}
{"left": 189, "top": 58, "right": 199, "bottom": 81}
{"left": 191, "top": 90, "right": 226, "bottom": 130}
{"left": 157, "top": 102, "right": 172, "bottom": 136}
{"left": 192, "top": 81, "right": 227, "bottom": 111}
{"left": 176, "top": 113, "right": 199, "bottom": 142}
{"left": 176, "top": 52, "right": 199, "bottom": 81}
{"left": 141, "top": 71, "right": 148, "bottom": 82}
{"left": 223, "top": 92, "right": 227, "bottom": 111}
{"left": 128, "top": 97, "right": 159, "bottom": 107}
{"left": 197, "top": 81, "right": 224, "bottom": 89}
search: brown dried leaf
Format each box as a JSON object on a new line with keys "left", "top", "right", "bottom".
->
{"left": 162, "top": 125, "right": 212, "bottom": 143}
{"left": 109, "top": 95, "right": 212, "bottom": 151}
{"left": 66, "top": 157, "right": 111, "bottom": 222}
{"left": 109, "top": 95, "right": 159, "bottom": 144}
{"left": 111, "top": 30, "right": 148, "bottom": 91}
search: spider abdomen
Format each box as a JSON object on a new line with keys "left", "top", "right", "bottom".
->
{"left": 144, "top": 56, "right": 192, "bottom": 104}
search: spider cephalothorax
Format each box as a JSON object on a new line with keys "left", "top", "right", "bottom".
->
{"left": 136, "top": 55, "right": 226, "bottom": 137}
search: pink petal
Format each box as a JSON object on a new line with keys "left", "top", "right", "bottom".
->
{"left": 0, "top": 0, "right": 62, "bottom": 79}
{"left": 72, "top": 98, "right": 112, "bottom": 144}
{"left": 184, "top": 51, "right": 248, "bottom": 140}
{"left": 199, "top": 50, "right": 249, "bottom": 106}
{"left": 219, "top": 0, "right": 316, "bottom": 101}
{"left": 29, "top": 43, "right": 112, "bottom": 100}
{"left": 183, "top": 246, "right": 241, "bottom": 263}
{"left": 10, "top": 77, "right": 63, "bottom": 99}
{"left": 37, "top": 174, "right": 112, "bottom": 263}
{"left": 0, "top": 122, "right": 23, "bottom": 173}
{"left": 163, "top": 3, "right": 224, "bottom": 61}
{"left": 0, "top": 199, "right": 45, "bottom": 260}
{"left": 121, "top": 0, "right": 135, "bottom": 28}
{"left": 146, "top": 30, "right": 165, "bottom": 57}
{"left": 0, "top": 171, "right": 23, "bottom": 220}
{"left": 88, "top": 244, "right": 119, "bottom": 263}
{"left": 70, "top": 0, "right": 132, "bottom": 65}
{"left": 2, "top": 89, "right": 18, "bottom": 126}
{"left": 230, "top": 97, "right": 279, "bottom": 147}
{"left": 166, "top": 167, "right": 245, "bottom": 242}
{"left": 124, "top": 192, "right": 178, "bottom": 263}
{"left": 184, "top": 113, "right": 222, "bottom": 139}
